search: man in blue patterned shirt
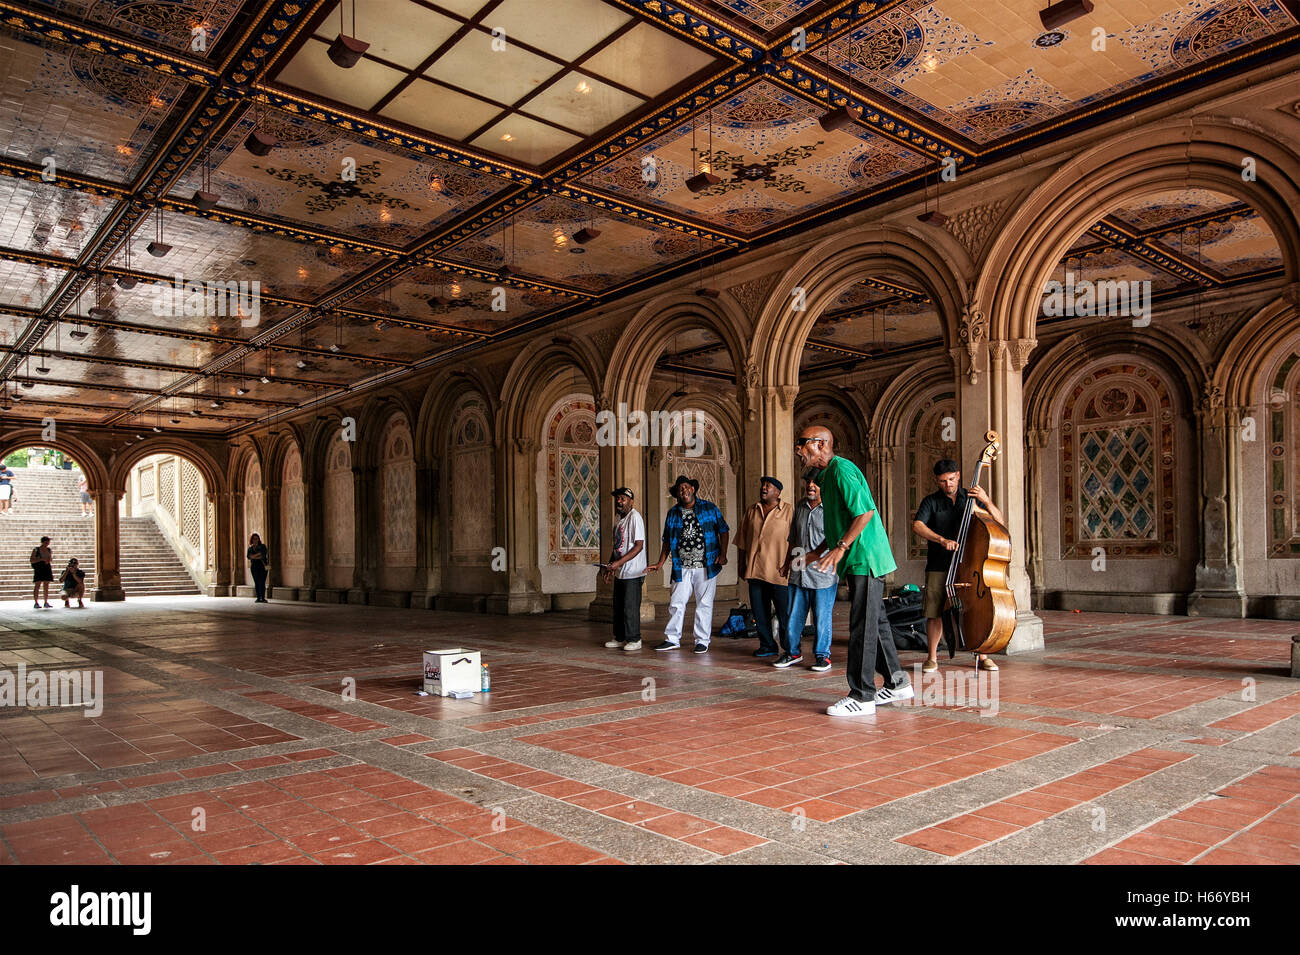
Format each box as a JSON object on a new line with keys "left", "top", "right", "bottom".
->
{"left": 648, "top": 474, "right": 730, "bottom": 654}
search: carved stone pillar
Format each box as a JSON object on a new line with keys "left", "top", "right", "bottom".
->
{"left": 301, "top": 471, "right": 323, "bottom": 595}
{"left": 955, "top": 335, "right": 1044, "bottom": 653}
{"left": 262, "top": 482, "right": 282, "bottom": 595}
{"left": 350, "top": 464, "right": 378, "bottom": 603}
{"left": 92, "top": 488, "right": 125, "bottom": 601}
{"left": 207, "top": 490, "right": 234, "bottom": 597}
{"left": 411, "top": 465, "right": 439, "bottom": 609}
{"left": 1189, "top": 384, "right": 1246, "bottom": 616}
{"left": 487, "top": 435, "right": 546, "bottom": 614}
{"left": 1025, "top": 428, "right": 1050, "bottom": 604}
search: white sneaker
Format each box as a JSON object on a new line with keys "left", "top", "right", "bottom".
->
{"left": 604, "top": 639, "right": 624, "bottom": 648}
{"left": 875, "top": 684, "right": 914, "bottom": 706}
{"left": 826, "top": 696, "right": 875, "bottom": 717}
{"left": 622, "top": 640, "right": 642, "bottom": 651}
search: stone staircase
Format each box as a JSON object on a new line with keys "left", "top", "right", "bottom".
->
{"left": 0, "top": 467, "right": 201, "bottom": 599}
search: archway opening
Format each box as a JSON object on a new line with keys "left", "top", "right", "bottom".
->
{"left": 122, "top": 453, "right": 211, "bottom": 596}
{"left": 0, "top": 446, "right": 96, "bottom": 602}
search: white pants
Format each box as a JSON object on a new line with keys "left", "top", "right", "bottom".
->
{"left": 664, "top": 567, "right": 716, "bottom": 647}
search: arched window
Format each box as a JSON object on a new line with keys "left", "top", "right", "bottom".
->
{"left": 663, "top": 408, "right": 730, "bottom": 514}
{"left": 282, "top": 445, "right": 305, "bottom": 569}
{"left": 545, "top": 395, "right": 599, "bottom": 563}
{"left": 1267, "top": 350, "right": 1300, "bottom": 557}
{"left": 449, "top": 394, "right": 494, "bottom": 563}
{"left": 906, "top": 392, "right": 957, "bottom": 561}
{"left": 380, "top": 413, "right": 416, "bottom": 567}
{"left": 243, "top": 458, "right": 264, "bottom": 586}
{"left": 1060, "top": 364, "right": 1175, "bottom": 558}
{"left": 325, "top": 437, "right": 354, "bottom": 569}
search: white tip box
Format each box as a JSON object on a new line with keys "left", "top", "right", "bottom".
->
{"left": 423, "top": 648, "right": 481, "bottom": 696}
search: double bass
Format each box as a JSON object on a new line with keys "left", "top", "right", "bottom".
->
{"left": 941, "top": 431, "right": 1017, "bottom": 659}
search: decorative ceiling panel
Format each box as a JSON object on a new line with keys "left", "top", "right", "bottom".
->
{"left": 0, "top": 176, "right": 116, "bottom": 259}
{"left": 0, "top": 261, "right": 67, "bottom": 309}
{"left": 0, "top": 30, "right": 187, "bottom": 182}
{"left": 577, "top": 80, "right": 932, "bottom": 236}
{"left": 350, "top": 267, "right": 578, "bottom": 335}
{"left": 166, "top": 109, "right": 509, "bottom": 244}
{"left": 440, "top": 195, "right": 727, "bottom": 291}
{"left": 20, "top": 0, "right": 247, "bottom": 57}
{"left": 825, "top": 0, "right": 1299, "bottom": 147}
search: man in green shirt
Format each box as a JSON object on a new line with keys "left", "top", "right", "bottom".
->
{"left": 798, "top": 425, "right": 912, "bottom": 717}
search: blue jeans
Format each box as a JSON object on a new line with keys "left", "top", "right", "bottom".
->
{"left": 786, "top": 583, "right": 835, "bottom": 658}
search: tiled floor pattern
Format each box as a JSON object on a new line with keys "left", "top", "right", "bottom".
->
{"left": 0, "top": 597, "right": 1297, "bottom": 864}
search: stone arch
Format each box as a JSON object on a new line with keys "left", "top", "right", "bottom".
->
{"left": 501, "top": 336, "right": 603, "bottom": 441}
{"left": 604, "top": 290, "right": 750, "bottom": 410}
{"left": 445, "top": 389, "right": 496, "bottom": 568}
{"left": 107, "top": 437, "right": 226, "bottom": 497}
{"left": 278, "top": 437, "right": 307, "bottom": 587}
{"left": 1217, "top": 296, "right": 1300, "bottom": 411}
{"left": 795, "top": 385, "right": 867, "bottom": 462}
{"left": 753, "top": 225, "right": 967, "bottom": 388}
{"left": 356, "top": 389, "right": 419, "bottom": 470}
{"left": 0, "top": 429, "right": 109, "bottom": 491}
{"left": 416, "top": 369, "right": 499, "bottom": 467}
{"left": 979, "top": 118, "right": 1300, "bottom": 343}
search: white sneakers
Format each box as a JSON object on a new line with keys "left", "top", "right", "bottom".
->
{"left": 874, "top": 684, "right": 915, "bottom": 706}
{"left": 622, "top": 640, "right": 642, "bottom": 651}
{"left": 827, "top": 696, "right": 875, "bottom": 717}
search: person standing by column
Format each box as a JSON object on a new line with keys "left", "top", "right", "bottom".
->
{"left": 247, "top": 533, "right": 270, "bottom": 603}
{"left": 602, "top": 487, "right": 646, "bottom": 652}
{"left": 77, "top": 474, "right": 92, "bottom": 517}
{"left": 912, "top": 458, "right": 1005, "bottom": 672}
{"left": 797, "top": 426, "right": 912, "bottom": 717}
{"left": 647, "top": 475, "right": 729, "bottom": 654}
{"left": 0, "top": 463, "right": 15, "bottom": 516}
{"left": 736, "top": 476, "right": 793, "bottom": 660}
{"left": 778, "top": 468, "right": 839, "bottom": 671}
{"left": 31, "top": 536, "right": 54, "bottom": 609}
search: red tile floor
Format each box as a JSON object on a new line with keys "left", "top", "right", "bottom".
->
{"left": 0, "top": 597, "right": 1297, "bottom": 864}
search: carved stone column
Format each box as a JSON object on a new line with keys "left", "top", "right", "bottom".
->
{"left": 92, "top": 488, "right": 125, "bottom": 601}
{"left": 262, "top": 482, "right": 282, "bottom": 596}
{"left": 955, "top": 335, "right": 1044, "bottom": 653}
{"left": 1025, "top": 427, "right": 1050, "bottom": 605}
{"left": 206, "top": 490, "right": 234, "bottom": 597}
{"left": 1189, "top": 384, "right": 1247, "bottom": 616}
{"left": 411, "top": 464, "right": 439, "bottom": 609}
{"left": 487, "top": 435, "right": 546, "bottom": 614}
{"left": 350, "top": 464, "right": 378, "bottom": 604}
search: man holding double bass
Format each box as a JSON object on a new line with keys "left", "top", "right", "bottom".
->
{"left": 912, "top": 458, "right": 1006, "bottom": 672}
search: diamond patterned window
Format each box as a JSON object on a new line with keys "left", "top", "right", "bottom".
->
{"left": 1267, "top": 352, "right": 1300, "bottom": 557}
{"left": 1060, "top": 366, "right": 1176, "bottom": 559}
{"left": 546, "top": 395, "right": 599, "bottom": 562}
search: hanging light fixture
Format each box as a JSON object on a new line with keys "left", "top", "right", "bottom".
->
{"left": 244, "top": 107, "right": 277, "bottom": 157}
{"left": 818, "top": 39, "right": 861, "bottom": 133}
{"left": 192, "top": 150, "right": 220, "bottom": 210}
{"left": 916, "top": 164, "right": 948, "bottom": 226}
{"left": 146, "top": 207, "right": 171, "bottom": 257}
{"left": 116, "top": 235, "right": 138, "bottom": 289}
{"left": 1039, "top": 0, "right": 1093, "bottom": 30}
{"left": 685, "top": 112, "right": 721, "bottom": 193}
{"left": 328, "top": 0, "right": 370, "bottom": 68}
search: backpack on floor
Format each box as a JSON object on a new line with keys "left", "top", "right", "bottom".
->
{"left": 883, "top": 590, "right": 928, "bottom": 652}
{"left": 720, "top": 604, "right": 757, "bottom": 638}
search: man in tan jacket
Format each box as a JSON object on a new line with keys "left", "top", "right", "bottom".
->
{"left": 736, "top": 476, "right": 793, "bottom": 659}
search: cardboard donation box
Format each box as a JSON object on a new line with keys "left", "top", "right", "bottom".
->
{"left": 423, "top": 648, "right": 481, "bottom": 696}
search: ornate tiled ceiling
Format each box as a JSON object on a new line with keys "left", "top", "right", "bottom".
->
{"left": 0, "top": 0, "right": 1293, "bottom": 432}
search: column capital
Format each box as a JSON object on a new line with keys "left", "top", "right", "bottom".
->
{"left": 1008, "top": 338, "right": 1038, "bottom": 372}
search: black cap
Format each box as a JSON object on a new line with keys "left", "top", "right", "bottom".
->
{"left": 760, "top": 475, "right": 783, "bottom": 492}
{"left": 611, "top": 487, "right": 634, "bottom": 500}
{"left": 669, "top": 474, "right": 700, "bottom": 494}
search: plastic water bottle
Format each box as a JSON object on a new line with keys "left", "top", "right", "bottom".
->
{"left": 481, "top": 663, "right": 491, "bottom": 692}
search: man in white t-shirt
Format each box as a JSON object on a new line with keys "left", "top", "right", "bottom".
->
{"left": 602, "top": 487, "right": 646, "bottom": 652}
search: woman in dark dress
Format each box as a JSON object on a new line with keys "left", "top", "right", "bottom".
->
{"left": 247, "top": 533, "right": 270, "bottom": 603}
{"left": 30, "top": 536, "right": 53, "bottom": 609}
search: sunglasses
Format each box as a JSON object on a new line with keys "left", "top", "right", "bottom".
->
{"left": 794, "top": 437, "right": 824, "bottom": 448}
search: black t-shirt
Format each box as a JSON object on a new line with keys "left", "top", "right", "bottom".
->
{"left": 914, "top": 488, "right": 969, "bottom": 573}
{"left": 247, "top": 543, "right": 268, "bottom": 568}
